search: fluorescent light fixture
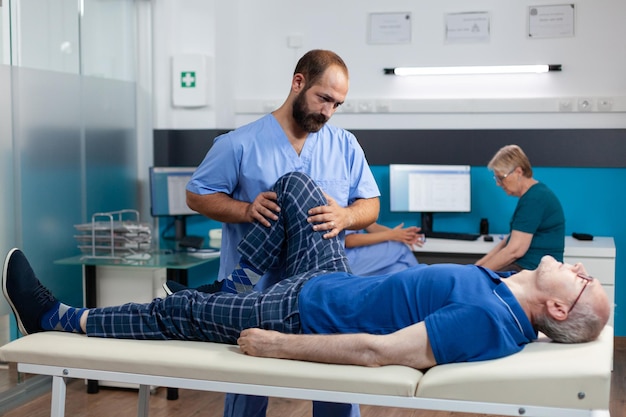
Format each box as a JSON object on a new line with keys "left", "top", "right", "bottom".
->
{"left": 384, "top": 64, "right": 562, "bottom": 76}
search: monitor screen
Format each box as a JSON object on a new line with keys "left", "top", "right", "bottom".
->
{"left": 149, "top": 167, "right": 199, "bottom": 217}
{"left": 389, "top": 164, "right": 471, "bottom": 213}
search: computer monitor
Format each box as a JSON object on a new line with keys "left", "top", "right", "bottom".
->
{"left": 149, "top": 167, "right": 199, "bottom": 241}
{"left": 389, "top": 164, "right": 471, "bottom": 232}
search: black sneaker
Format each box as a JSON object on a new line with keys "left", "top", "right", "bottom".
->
{"left": 162, "top": 280, "right": 188, "bottom": 296}
{"left": 196, "top": 280, "right": 223, "bottom": 294}
{"left": 2, "top": 248, "right": 58, "bottom": 335}
{"left": 162, "top": 280, "right": 224, "bottom": 296}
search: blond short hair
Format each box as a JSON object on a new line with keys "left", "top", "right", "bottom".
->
{"left": 487, "top": 144, "right": 533, "bottom": 178}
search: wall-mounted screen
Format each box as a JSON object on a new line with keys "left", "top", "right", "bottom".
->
{"left": 389, "top": 164, "right": 471, "bottom": 213}
{"left": 149, "top": 167, "right": 198, "bottom": 217}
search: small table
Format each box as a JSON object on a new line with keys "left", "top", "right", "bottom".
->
{"left": 56, "top": 251, "right": 219, "bottom": 306}
{"left": 55, "top": 250, "right": 220, "bottom": 399}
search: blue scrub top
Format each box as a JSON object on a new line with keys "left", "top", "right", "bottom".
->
{"left": 187, "top": 114, "right": 380, "bottom": 282}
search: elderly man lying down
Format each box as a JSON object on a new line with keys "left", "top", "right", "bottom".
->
{"left": 3, "top": 172, "right": 610, "bottom": 371}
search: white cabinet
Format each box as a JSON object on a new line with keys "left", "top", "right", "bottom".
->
{"left": 90, "top": 266, "right": 167, "bottom": 390}
{"left": 94, "top": 266, "right": 167, "bottom": 307}
{"left": 563, "top": 236, "right": 616, "bottom": 327}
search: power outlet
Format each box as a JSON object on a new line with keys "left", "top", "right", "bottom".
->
{"left": 339, "top": 101, "right": 356, "bottom": 113}
{"left": 577, "top": 97, "right": 593, "bottom": 112}
{"left": 262, "top": 101, "right": 278, "bottom": 112}
{"left": 357, "top": 100, "right": 374, "bottom": 113}
{"left": 558, "top": 99, "right": 573, "bottom": 112}
{"left": 597, "top": 98, "right": 614, "bottom": 112}
{"left": 376, "top": 100, "right": 391, "bottom": 112}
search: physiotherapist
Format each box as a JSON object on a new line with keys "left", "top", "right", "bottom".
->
{"left": 186, "top": 49, "right": 380, "bottom": 417}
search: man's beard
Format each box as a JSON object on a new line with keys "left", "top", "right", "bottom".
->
{"left": 292, "top": 91, "right": 329, "bottom": 133}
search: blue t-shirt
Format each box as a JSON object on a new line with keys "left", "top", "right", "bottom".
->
{"left": 510, "top": 182, "right": 565, "bottom": 269}
{"left": 298, "top": 264, "right": 537, "bottom": 365}
{"left": 187, "top": 114, "right": 380, "bottom": 282}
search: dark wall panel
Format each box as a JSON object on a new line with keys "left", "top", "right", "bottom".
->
{"left": 154, "top": 128, "right": 626, "bottom": 168}
{"left": 353, "top": 129, "right": 626, "bottom": 167}
{"left": 153, "top": 129, "right": 229, "bottom": 167}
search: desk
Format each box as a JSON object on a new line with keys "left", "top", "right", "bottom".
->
{"left": 412, "top": 236, "right": 500, "bottom": 264}
{"left": 412, "top": 235, "right": 616, "bottom": 327}
{"left": 55, "top": 251, "right": 220, "bottom": 398}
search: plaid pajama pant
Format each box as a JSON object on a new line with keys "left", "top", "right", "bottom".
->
{"left": 86, "top": 172, "right": 351, "bottom": 344}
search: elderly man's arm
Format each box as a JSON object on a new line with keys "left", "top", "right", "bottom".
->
{"left": 237, "top": 322, "right": 436, "bottom": 371}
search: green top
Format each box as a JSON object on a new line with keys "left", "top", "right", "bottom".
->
{"left": 510, "top": 182, "right": 565, "bottom": 269}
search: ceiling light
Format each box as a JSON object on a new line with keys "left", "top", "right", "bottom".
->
{"left": 384, "top": 64, "right": 562, "bottom": 76}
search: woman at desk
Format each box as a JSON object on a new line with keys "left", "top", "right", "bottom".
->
{"left": 475, "top": 144, "right": 565, "bottom": 272}
{"left": 345, "top": 222, "right": 423, "bottom": 276}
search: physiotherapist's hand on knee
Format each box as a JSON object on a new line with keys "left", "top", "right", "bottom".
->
{"left": 307, "top": 193, "right": 349, "bottom": 239}
{"left": 247, "top": 191, "right": 280, "bottom": 226}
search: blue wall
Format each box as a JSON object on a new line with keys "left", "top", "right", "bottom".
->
{"left": 172, "top": 215, "right": 222, "bottom": 288}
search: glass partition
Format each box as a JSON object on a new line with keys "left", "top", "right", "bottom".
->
{"left": 1, "top": 0, "right": 10, "bottom": 65}
{"left": 0, "top": 2, "right": 4, "bottom": 64}
{"left": 0, "top": 0, "right": 140, "bottom": 407}
{"left": 81, "top": 0, "right": 136, "bottom": 81}
{"left": 12, "top": 0, "right": 80, "bottom": 73}
{"left": 5, "top": 0, "right": 136, "bottom": 80}
{"left": 0, "top": 59, "right": 15, "bottom": 320}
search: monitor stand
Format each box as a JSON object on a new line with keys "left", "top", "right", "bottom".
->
{"left": 421, "top": 212, "right": 433, "bottom": 234}
{"left": 174, "top": 216, "right": 204, "bottom": 249}
{"left": 174, "top": 216, "right": 187, "bottom": 242}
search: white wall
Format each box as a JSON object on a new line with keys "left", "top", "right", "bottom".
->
{"left": 152, "top": 0, "right": 626, "bottom": 130}
{"left": 152, "top": 0, "right": 218, "bottom": 129}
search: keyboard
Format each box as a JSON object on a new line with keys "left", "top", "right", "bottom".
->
{"left": 424, "top": 231, "right": 480, "bottom": 241}
{"left": 178, "top": 235, "right": 205, "bottom": 249}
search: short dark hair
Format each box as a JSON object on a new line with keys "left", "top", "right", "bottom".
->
{"left": 293, "top": 50, "right": 348, "bottom": 87}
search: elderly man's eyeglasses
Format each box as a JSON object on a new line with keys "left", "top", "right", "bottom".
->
{"left": 568, "top": 274, "right": 594, "bottom": 313}
{"left": 494, "top": 167, "right": 516, "bottom": 184}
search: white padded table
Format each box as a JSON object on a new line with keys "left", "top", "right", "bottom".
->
{"left": 0, "top": 327, "right": 614, "bottom": 417}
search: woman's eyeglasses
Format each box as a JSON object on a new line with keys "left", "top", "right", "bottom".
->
{"left": 568, "top": 274, "right": 594, "bottom": 313}
{"left": 494, "top": 167, "right": 516, "bottom": 184}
